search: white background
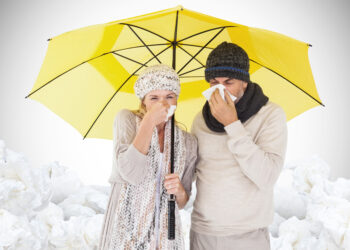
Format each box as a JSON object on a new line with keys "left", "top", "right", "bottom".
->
{"left": 0, "top": 0, "right": 349, "bottom": 185}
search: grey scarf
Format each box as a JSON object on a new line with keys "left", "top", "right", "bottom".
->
{"left": 202, "top": 81, "right": 269, "bottom": 132}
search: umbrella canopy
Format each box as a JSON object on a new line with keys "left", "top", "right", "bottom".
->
{"left": 26, "top": 5, "right": 323, "bottom": 139}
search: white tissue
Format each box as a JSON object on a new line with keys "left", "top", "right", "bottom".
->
{"left": 202, "top": 84, "right": 237, "bottom": 102}
{"left": 166, "top": 105, "right": 176, "bottom": 121}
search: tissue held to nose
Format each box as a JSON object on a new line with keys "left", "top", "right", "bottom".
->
{"left": 202, "top": 84, "right": 236, "bottom": 102}
{"left": 165, "top": 105, "right": 177, "bottom": 121}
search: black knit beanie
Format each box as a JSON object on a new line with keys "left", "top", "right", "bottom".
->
{"left": 205, "top": 42, "right": 250, "bottom": 83}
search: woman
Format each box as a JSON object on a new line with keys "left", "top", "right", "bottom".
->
{"left": 98, "top": 64, "right": 197, "bottom": 250}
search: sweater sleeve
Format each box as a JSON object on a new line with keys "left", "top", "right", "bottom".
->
{"left": 111, "top": 109, "right": 148, "bottom": 185}
{"left": 180, "top": 133, "right": 198, "bottom": 197}
{"left": 224, "top": 106, "right": 287, "bottom": 190}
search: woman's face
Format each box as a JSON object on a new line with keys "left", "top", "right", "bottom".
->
{"left": 143, "top": 89, "right": 177, "bottom": 111}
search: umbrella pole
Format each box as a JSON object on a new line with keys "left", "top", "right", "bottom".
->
{"left": 168, "top": 115, "right": 176, "bottom": 240}
{"left": 168, "top": 10, "right": 178, "bottom": 240}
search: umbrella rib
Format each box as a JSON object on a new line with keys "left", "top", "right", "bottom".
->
{"left": 250, "top": 59, "right": 325, "bottom": 106}
{"left": 25, "top": 44, "right": 169, "bottom": 99}
{"left": 113, "top": 52, "right": 148, "bottom": 67}
{"left": 127, "top": 25, "right": 162, "bottom": 64}
{"left": 113, "top": 43, "right": 170, "bottom": 53}
{"left": 177, "top": 26, "right": 236, "bottom": 43}
{"left": 178, "top": 66, "right": 205, "bottom": 76}
{"left": 25, "top": 55, "right": 107, "bottom": 98}
{"left": 120, "top": 23, "right": 171, "bottom": 43}
{"left": 26, "top": 34, "right": 168, "bottom": 98}
{"left": 179, "top": 76, "right": 203, "bottom": 78}
{"left": 179, "top": 43, "right": 214, "bottom": 50}
{"left": 177, "top": 27, "right": 225, "bottom": 75}
{"left": 83, "top": 45, "right": 172, "bottom": 139}
{"left": 176, "top": 45, "right": 205, "bottom": 68}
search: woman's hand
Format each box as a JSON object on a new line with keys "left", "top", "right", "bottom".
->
{"left": 133, "top": 102, "right": 169, "bottom": 155}
{"left": 143, "top": 102, "right": 169, "bottom": 127}
{"left": 164, "top": 173, "right": 188, "bottom": 209}
{"left": 209, "top": 88, "right": 238, "bottom": 126}
{"left": 164, "top": 173, "right": 185, "bottom": 196}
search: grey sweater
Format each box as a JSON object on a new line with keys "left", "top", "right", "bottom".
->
{"left": 107, "top": 109, "right": 198, "bottom": 193}
{"left": 190, "top": 101, "right": 288, "bottom": 236}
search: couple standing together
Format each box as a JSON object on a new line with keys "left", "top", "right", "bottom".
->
{"left": 98, "top": 42, "right": 288, "bottom": 250}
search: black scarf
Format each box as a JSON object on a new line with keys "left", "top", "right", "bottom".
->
{"left": 202, "top": 81, "right": 269, "bottom": 133}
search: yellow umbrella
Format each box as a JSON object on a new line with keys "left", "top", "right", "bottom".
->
{"left": 26, "top": 5, "right": 323, "bottom": 140}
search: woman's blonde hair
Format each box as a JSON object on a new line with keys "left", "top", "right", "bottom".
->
{"left": 131, "top": 101, "right": 147, "bottom": 119}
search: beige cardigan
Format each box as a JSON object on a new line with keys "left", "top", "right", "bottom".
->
{"left": 98, "top": 109, "right": 198, "bottom": 250}
{"left": 190, "top": 101, "right": 287, "bottom": 236}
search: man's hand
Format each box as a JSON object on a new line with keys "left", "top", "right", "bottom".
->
{"left": 209, "top": 88, "right": 238, "bottom": 126}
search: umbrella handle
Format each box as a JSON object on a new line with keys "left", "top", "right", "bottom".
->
{"left": 168, "top": 115, "right": 175, "bottom": 240}
{"left": 168, "top": 197, "right": 176, "bottom": 240}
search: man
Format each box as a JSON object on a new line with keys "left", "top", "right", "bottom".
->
{"left": 190, "top": 42, "right": 287, "bottom": 250}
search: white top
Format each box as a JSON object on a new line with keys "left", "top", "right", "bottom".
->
{"left": 155, "top": 152, "right": 163, "bottom": 248}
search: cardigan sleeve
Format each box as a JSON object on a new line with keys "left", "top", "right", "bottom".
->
{"left": 180, "top": 133, "right": 198, "bottom": 197}
{"left": 111, "top": 109, "right": 148, "bottom": 185}
{"left": 224, "top": 105, "right": 287, "bottom": 190}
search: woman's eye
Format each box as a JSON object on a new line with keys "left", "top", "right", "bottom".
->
{"left": 151, "top": 97, "right": 158, "bottom": 100}
{"left": 167, "top": 96, "right": 174, "bottom": 99}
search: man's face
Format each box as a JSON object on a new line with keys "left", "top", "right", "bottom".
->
{"left": 209, "top": 77, "right": 248, "bottom": 103}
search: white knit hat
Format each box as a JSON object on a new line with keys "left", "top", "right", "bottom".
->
{"left": 134, "top": 64, "right": 180, "bottom": 99}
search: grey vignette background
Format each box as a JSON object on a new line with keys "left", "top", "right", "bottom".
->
{"left": 0, "top": 0, "right": 349, "bottom": 185}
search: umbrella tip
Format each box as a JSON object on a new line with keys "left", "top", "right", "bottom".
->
{"left": 176, "top": 5, "right": 184, "bottom": 10}
{"left": 47, "top": 38, "right": 52, "bottom": 42}
{"left": 308, "top": 43, "right": 313, "bottom": 47}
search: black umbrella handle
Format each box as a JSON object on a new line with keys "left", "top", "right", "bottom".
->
{"left": 168, "top": 115, "right": 175, "bottom": 240}
{"left": 168, "top": 197, "right": 175, "bottom": 240}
